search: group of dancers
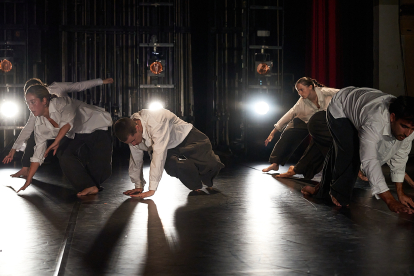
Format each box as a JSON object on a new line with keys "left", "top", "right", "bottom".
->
{"left": 263, "top": 77, "right": 414, "bottom": 214}
{"left": 2, "top": 77, "right": 224, "bottom": 198}
{"left": 2, "top": 76, "right": 414, "bottom": 214}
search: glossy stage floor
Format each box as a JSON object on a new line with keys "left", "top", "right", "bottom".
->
{"left": 1, "top": 153, "right": 414, "bottom": 276}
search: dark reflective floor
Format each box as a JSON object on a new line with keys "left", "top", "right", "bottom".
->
{"left": 1, "top": 154, "right": 414, "bottom": 276}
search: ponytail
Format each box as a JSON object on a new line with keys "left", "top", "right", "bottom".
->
{"left": 295, "top": 77, "right": 325, "bottom": 90}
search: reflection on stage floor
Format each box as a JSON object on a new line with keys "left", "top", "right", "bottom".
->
{"left": 1, "top": 154, "right": 414, "bottom": 276}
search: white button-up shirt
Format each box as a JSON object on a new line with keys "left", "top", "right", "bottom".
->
{"left": 328, "top": 87, "right": 414, "bottom": 198}
{"left": 31, "top": 96, "right": 112, "bottom": 165}
{"left": 13, "top": 79, "right": 104, "bottom": 151}
{"left": 274, "top": 87, "right": 339, "bottom": 131}
{"left": 128, "top": 109, "right": 193, "bottom": 191}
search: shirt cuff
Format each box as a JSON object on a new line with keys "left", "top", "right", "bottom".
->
{"left": 12, "top": 142, "right": 26, "bottom": 151}
{"left": 134, "top": 182, "right": 145, "bottom": 189}
{"left": 274, "top": 124, "right": 282, "bottom": 131}
{"left": 30, "top": 156, "right": 44, "bottom": 166}
{"left": 149, "top": 181, "right": 159, "bottom": 191}
{"left": 390, "top": 171, "right": 405, "bottom": 183}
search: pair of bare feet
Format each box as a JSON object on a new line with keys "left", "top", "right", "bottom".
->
{"left": 301, "top": 184, "right": 347, "bottom": 207}
{"left": 262, "top": 164, "right": 297, "bottom": 178}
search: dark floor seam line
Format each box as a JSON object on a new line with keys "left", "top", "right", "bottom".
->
{"left": 53, "top": 201, "right": 81, "bottom": 276}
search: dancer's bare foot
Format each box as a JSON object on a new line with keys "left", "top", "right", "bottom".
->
{"left": 330, "top": 193, "right": 349, "bottom": 207}
{"left": 301, "top": 183, "right": 320, "bottom": 196}
{"left": 262, "top": 163, "right": 279, "bottom": 172}
{"left": 77, "top": 186, "right": 99, "bottom": 196}
{"left": 275, "top": 166, "right": 296, "bottom": 178}
{"left": 10, "top": 167, "right": 29, "bottom": 178}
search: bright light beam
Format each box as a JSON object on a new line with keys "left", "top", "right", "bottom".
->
{"left": 149, "top": 101, "right": 163, "bottom": 110}
{"left": 253, "top": 101, "right": 269, "bottom": 115}
{"left": 1, "top": 101, "right": 19, "bottom": 118}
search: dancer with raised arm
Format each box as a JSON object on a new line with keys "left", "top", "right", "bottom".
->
{"left": 15, "top": 84, "right": 113, "bottom": 196}
{"left": 2, "top": 77, "right": 113, "bottom": 178}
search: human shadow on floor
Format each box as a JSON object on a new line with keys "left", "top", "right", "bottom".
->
{"left": 82, "top": 198, "right": 139, "bottom": 275}
{"left": 140, "top": 194, "right": 230, "bottom": 275}
{"left": 18, "top": 194, "right": 72, "bottom": 233}
{"left": 26, "top": 179, "right": 78, "bottom": 204}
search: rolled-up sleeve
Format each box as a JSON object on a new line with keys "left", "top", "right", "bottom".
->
{"left": 387, "top": 139, "right": 412, "bottom": 183}
{"left": 129, "top": 145, "right": 146, "bottom": 188}
{"left": 274, "top": 102, "right": 299, "bottom": 131}
{"left": 359, "top": 125, "right": 389, "bottom": 197}
{"left": 13, "top": 113, "right": 36, "bottom": 151}
{"left": 30, "top": 133, "right": 48, "bottom": 165}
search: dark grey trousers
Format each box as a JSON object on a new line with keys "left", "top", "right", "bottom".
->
{"left": 164, "top": 127, "right": 224, "bottom": 190}
{"left": 294, "top": 111, "right": 333, "bottom": 179}
{"left": 315, "top": 111, "right": 361, "bottom": 205}
{"left": 56, "top": 129, "right": 113, "bottom": 192}
{"left": 269, "top": 118, "right": 309, "bottom": 165}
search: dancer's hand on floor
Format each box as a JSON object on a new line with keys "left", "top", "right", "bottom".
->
{"left": 123, "top": 188, "right": 143, "bottom": 195}
{"left": 387, "top": 200, "right": 414, "bottom": 214}
{"left": 129, "top": 190, "right": 155, "bottom": 199}
{"left": 397, "top": 193, "right": 414, "bottom": 209}
{"left": 17, "top": 180, "right": 31, "bottom": 193}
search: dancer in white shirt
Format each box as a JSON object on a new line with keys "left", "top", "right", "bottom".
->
{"left": 2, "top": 77, "right": 113, "bottom": 178}
{"left": 263, "top": 77, "right": 339, "bottom": 180}
{"left": 15, "top": 84, "right": 113, "bottom": 196}
{"left": 302, "top": 87, "right": 414, "bottom": 214}
{"left": 113, "top": 109, "right": 224, "bottom": 199}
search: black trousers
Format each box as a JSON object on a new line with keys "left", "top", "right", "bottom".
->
{"left": 294, "top": 111, "right": 333, "bottom": 179}
{"left": 269, "top": 118, "right": 309, "bottom": 165}
{"left": 315, "top": 111, "right": 361, "bottom": 205}
{"left": 164, "top": 127, "right": 224, "bottom": 190}
{"left": 56, "top": 129, "right": 113, "bottom": 192}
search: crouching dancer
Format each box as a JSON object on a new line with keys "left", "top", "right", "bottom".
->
{"left": 302, "top": 87, "right": 414, "bottom": 214}
{"left": 17, "top": 84, "right": 113, "bottom": 196}
{"left": 113, "top": 108, "right": 224, "bottom": 199}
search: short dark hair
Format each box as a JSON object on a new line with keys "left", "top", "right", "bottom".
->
{"left": 389, "top": 96, "right": 414, "bottom": 125}
{"left": 113, "top": 117, "right": 137, "bottom": 142}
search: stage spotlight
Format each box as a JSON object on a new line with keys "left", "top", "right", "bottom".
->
{"left": 253, "top": 101, "right": 269, "bottom": 115}
{"left": 149, "top": 101, "right": 163, "bottom": 110}
{"left": 1, "top": 101, "right": 19, "bottom": 118}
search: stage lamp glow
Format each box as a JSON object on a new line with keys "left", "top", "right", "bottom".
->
{"left": 1, "top": 101, "right": 19, "bottom": 118}
{"left": 0, "top": 59, "right": 13, "bottom": 72}
{"left": 149, "top": 101, "right": 163, "bottom": 110}
{"left": 149, "top": 61, "right": 163, "bottom": 75}
{"left": 254, "top": 101, "right": 269, "bottom": 115}
{"left": 256, "top": 63, "right": 270, "bottom": 75}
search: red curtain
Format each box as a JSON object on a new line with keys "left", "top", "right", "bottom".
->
{"left": 307, "top": 0, "right": 341, "bottom": 88}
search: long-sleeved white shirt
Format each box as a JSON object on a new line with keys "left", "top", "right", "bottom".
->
{"left": 12, "top": 79, "right": 104, "bottom": 151}
{"left": 128, "top": 109, "right": 193, "bottom": 191}
{"left": 328, "top": 87, "right": 414, "bottom": 198}
{"left": 274, "top": 86, "right": 339, "bottom": 131}
{"left": 31, "top": 96, "right": 112, "bottom": 165}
